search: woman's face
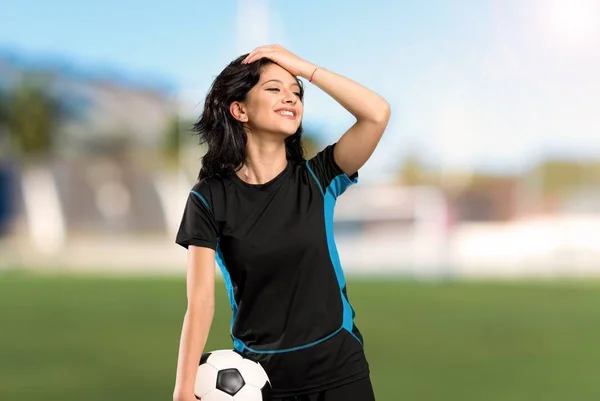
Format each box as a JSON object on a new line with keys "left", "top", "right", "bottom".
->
{"left": 235, "top": 63, "right": 303, "bottom": 137}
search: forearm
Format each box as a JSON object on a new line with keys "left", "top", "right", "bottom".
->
{"left": 305, "top": 66, "right": 390, "bottom": 123}
{"left": 173, "top": 303, "right": 215, "bottom": 400}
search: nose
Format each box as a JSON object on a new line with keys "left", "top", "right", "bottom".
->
{"left": 282, "top": 88, "right": 297, "bottom": 104}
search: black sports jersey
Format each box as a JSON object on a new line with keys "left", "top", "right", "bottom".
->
{"left": 176, "top": 143, "right": 370, "bottom": 397}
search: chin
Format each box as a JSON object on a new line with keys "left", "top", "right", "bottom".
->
{"left": 263, "top": 121, "right": 301, "bottom": 137}
{"left": 274, "top": 124, "right": 300, "bottom": 137}
{"left": 282, "top": 128, "right": 299, "bottom": 136}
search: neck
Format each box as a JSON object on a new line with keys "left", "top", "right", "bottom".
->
{"left": 237, "top": 132, "right": 288, "bottom": 185}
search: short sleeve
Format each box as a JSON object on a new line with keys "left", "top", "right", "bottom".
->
{"left": 175, "top": 187, "right": 218, "bottom": 250}
{"left": 307, "top": 143, "right": 358, "bottom": 198}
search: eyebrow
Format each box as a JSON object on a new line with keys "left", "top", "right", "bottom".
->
{"left": 261, "top": 79, "right": 300, "bottom": 88}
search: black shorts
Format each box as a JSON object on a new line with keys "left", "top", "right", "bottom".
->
{"left": 272, "top": 376, "right": 376, "bottom": 401}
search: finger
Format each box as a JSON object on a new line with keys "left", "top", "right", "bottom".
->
{"left": 246, "top": 45, "right": 270, "bottom": 56}
{"left": 242, "top": 51, "right": 260, "bottom": 64}
{"left": 244, "top": 52, "right": 265, "bottom": 64}
{"left": 243, "top": 45, "right": 279, "bottom": 63}
{"left": 244, "top": 50, "right": 277, "bottom": 64}
{"left": 242, "top": 49, "right": 263, "bottom": 64}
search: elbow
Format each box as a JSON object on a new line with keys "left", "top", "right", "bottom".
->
{"left": 364, "top": 100, "right": 391, "bottom": 125}
{"left": 376, "top": 100, "right": 391, "bottom": 124}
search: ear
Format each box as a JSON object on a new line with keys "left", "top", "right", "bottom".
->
{"left": 229, "top": 101, "right": 248, "bottom": 122}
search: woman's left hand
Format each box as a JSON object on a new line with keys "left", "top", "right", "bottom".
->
{"left": 242, "top": 45, "right": 317, "bottom": 79}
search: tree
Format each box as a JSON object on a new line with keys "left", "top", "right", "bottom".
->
{"left": 527, "top": 159, "right": 594, "bottom": 197}
{"left": 161, "top": 114, "right": 185, "bottom": 164}
{"left": 300, "top": 124, "right": 323, "bottom": 159}
{"left": 159, "top": 113, "right": 198, "bottom": 170}
{"left": 5, "top": 76, "right": 65, "bottom": 160}
{"left": 0, "top": 88, "right": 6, "bottom": 124}
{"left": 0, "top": 89, "right": 8, "bottom": 155}
{"left": 301, "top": 134, "right": 320, "bottom": 160}
{"left": 397, "top": 152, "right": 431, "bottom": 185}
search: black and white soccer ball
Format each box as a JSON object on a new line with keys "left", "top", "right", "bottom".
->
{"left": 195, "top": 349, "right": 272, "bottom": 401}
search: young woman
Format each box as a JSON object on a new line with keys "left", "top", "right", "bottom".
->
{"left": 173, "top": 45, "right": 390, "bottom": 401}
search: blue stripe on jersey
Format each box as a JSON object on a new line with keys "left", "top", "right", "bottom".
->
{"left": 305, "top": 162, "right": 363, "bottom": 346}
{"left": 324, "top": 174, "right": 362, "bottom": 345}
{"left": 190, "top": 190, "right": 211, "bottom": 210}
{"left": 215, "top": 239, "right": 242, "bottom": 352}
{"left": 327, "top": 171, "right": 358, "bottom": 199}
{"left": 237, "top": 326, "right": 344, "bottom": 354}
{"left": 305, "top": 161, "right": 325, "bottom": 196}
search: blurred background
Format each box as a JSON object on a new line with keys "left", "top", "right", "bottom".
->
{"left": 1, "top": 0, "right": 600, "bottom": 400}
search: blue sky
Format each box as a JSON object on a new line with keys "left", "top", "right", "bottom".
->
{"left": 1, "top": 0, "right": 599, "bottom": 182}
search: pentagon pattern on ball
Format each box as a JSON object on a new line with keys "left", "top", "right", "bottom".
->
{"left": 217, "top": 368, "right": 245, "bottom": 395}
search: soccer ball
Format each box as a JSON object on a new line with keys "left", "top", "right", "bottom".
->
{"left": 194, "top": 349, "right": 272, "bottom": 401}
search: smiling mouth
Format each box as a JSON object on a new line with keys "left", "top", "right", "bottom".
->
{"left": 275, "top": 109, "right": 297, "bottom": 119}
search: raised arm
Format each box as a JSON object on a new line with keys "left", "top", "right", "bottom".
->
{"left": 308, "top": 67, "right": 390, "bottom": 176}
{"left": 243, "top": 45, "right": 391, "bottom": 176}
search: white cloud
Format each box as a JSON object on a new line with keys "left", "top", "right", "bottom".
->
{"left": 236, "top": 0, "right": 271, "bottom": 54}
{"left": 235, "top": 0, "right": 292, "bottom": 55}
{"left": 236, "top": 0, "right": 293, "bottom": 54}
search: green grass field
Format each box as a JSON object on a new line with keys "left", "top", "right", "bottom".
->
{"left": 2, "top": 272, "right": 600, "bottom": 401}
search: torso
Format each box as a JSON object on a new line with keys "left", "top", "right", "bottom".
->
{"left": 176, "top": 145, "right": 370, "bottom": 397}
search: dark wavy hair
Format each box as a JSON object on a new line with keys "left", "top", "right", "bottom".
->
{"left": 193, "top": 54, "right": 306, "bottom": 180}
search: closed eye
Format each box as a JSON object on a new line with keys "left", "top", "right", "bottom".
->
{"left": 266, "top": 88, "right": 303, "bottom": 100}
